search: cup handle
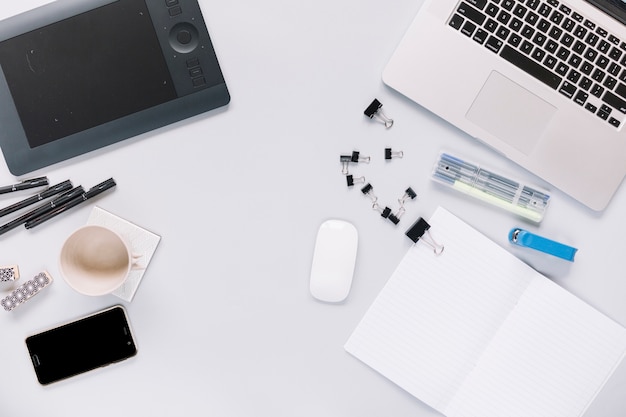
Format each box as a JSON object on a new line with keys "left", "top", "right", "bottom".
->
{"left": 130, "top": 253, "right": 145, "bottom": 271}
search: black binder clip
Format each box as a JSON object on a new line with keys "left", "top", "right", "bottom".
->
{"left": 385, "top": 148, "right": 404, "bottom": 160}
{"left": 340, "top": 151, "right": 370, "bottom": 175}
{"left": 350, "top": 151, "right": 370, "bottom": 163}
{"left": 346, "top": 174, "right": 366, "bottom": 187}
{"left": 361, "top": 183, "right": 377, "bottom": 203}
{"left": 340, "top": 155, "right": 352, "bottom": 175}
{"left": 405, "top": 217, "right": 444, "bottom": 255}
{"left": 375, "top": 205, "right": 393, "bottom": 220}
{"left": 398, "top": 187, "right": 417, "bottom": 206}
{"left": 389, "top": 187, "right": 417, "bottom": 224}
{"left": 387, "top": 212, "right": 401, "bottom": 225}
{"left": 364, "top": 99, "right": 394, "bottom": 128}
{"left": 372, "top": 203, "right": 398, "bottom": 224}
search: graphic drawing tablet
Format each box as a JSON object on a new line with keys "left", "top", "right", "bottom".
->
{"left": 0, "top": 0, "right": 230, "bottom": 175}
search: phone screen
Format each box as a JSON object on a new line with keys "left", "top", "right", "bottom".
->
{"left": 25, "top": 305, "right": 137, "bottom": 385}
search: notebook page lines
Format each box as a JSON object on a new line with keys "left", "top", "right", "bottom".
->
{"left": 345, "top": 207, "right": 533, "bottom": 412}
{"left": 446, "top": 275, "right": 626, "bottom": 417}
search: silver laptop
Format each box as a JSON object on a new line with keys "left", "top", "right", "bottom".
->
{"left": 384, "top": 0, "right": 626, "bottom": 210}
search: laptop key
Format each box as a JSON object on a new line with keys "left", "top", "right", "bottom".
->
{"left": 574, "top": 90, "right": 589, "bottom": 105}
{"left": 538, "top": 4, "right": 552, "bottom": 17}
{"left": 474, "top": 28, "right": 489, "bottom": 44}
{"left": 586, "top": 32, "right": 599, "bottom": 46}
{"left": 544, "top": 55, "right": 558, "bottom": 69}
{"left": 521, "top": 24, "right": 535, "bottom": 38}
{"left": 467, "top": 0, "right": 488, "bottom": 10}
{"left": 560, "top": 33, "right": 574, "bottom": 47}
{"left": 546, "top": 39, "right": 559, "bottom": 53}
{"left": 576, "top": 26, "right": 590, "bottom": 40}
{"left": 550, "top": 10, "right": 564, "bottom": 25}
{"left": 462, "top": 21, "right": 477, "bottom": 37}
{"left": 580, "top": 61, "right": 594, "bottom": 75}
{"left": 449, "top": 14, "right": 464, "bottom": 30}
{"left": 485, "top": 35, "right": 504, "bottom": 53}
{"left": 549, "top": 26, "right": 563, "bottom": 40}
{"left": 520, "top": 40, "right": 534, "bottom": 54}
{"left": 584, "top": 48, "right": 599, "bottom": 61}
{"left": 608, "top": 62, "right": 621, "bottom": 76}
{"left": 533, "top": 33, "right": 547, "bottom": 46}
{"left": 614, "top": 82, "right": 626, "bottom": 100}
{"left": 567, "top": 69, "right": 581, "bottom": 83}
{"left": 597, "top": 107, "right": 610, "bottom": 120}
{"left": 557, "top": 46, "right": 570, "bottom": 60}
{"left": 486, "top": 4, "right": 499, "bottom": 17}
{"left": 525, "top": 12, "right": 539, "bottom": 25}
{"left": 457, "top": 3, "right": 487, "bottom": 26}
{"left": 609, "top": 47, "right": 622, "bottom": 61}
{"left": 572, "top": 40, "right": 586, "bottom": 54}
{"left": 562, "top": 18, "right": 575, "bottom": 32}
{"left": 598, "top": 40, "right": 611, "bottom": 53}
{"left": 604, "top": 76, "right": 617, "bottom": 89}
{"left": 496, "top": 26, "right": 511, "bottom": 40}
{"left": 527, "top": 0, "right": 540, "bottom": 10}
{"left": 591, "top": 84, "right": 605, "bottom": 98}
{"left": 509, "top": 17, "right": 524, "bottom": 31}
{"left": 592, "top": 68, "right": 605, "bottom": 82}
{"left": 532, "top": 48, "right": 546, "bottom": 61}
{"left": 502, "top": 0, "right": 515, "bottom": 11}
{"left": 513, "top": 4, "right": 527, "bottom": 18}
{"left": 555, "top": 62, "right": 569, "bottom": 76}
{"left": 509, "top": 33, "right": 523, "bottom": 47}
{"left": 537, "top": 18, "right": 551, "bottom": 33}
{"left": 559, "top": 81, "right": 577, "bottom": 98}
{"left": 579, "top": 76, "right": 592, "bottom": 90}
{"left": 500, "top": 45, "right": 562, "bottom": 89}
{"left": 568, "top": 54, "right": 582, "bottom": 68}
{"left": 498, "top": 10, "right": 512, "bottom": 25}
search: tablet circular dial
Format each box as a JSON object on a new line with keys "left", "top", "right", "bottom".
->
{"left": 169, "top": 23, "right": 199, "bottom": 53}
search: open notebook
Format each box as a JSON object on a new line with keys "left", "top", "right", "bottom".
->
{"left": 345, "top": 207, "right": 626, "bottom": 417}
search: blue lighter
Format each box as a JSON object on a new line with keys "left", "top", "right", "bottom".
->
{"left": 508, "top": 228, "right": 578, "bottom": 262}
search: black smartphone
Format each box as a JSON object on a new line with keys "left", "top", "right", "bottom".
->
{"left": 25, "top": 305, "right": 137, "bottom": 385}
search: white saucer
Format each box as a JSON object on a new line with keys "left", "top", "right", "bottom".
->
{"left": 87, "top": 207, "right": 160, "bottom": 302}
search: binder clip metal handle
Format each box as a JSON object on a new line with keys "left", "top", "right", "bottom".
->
{"left": 364, "top": 99, "right": 394, "bottom": 128}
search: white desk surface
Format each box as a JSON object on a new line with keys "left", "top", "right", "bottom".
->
{"left": 1, "top": 0, "right": 625, "bottom": 416}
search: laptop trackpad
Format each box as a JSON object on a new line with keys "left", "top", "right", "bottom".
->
{"left": 466, "top": 71, "right": 556, "bottom": 155}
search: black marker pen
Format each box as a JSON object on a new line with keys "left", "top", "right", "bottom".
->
{"left": 25, "top": 178, "right": 116, "bottom": 229}
{"left": 0, "top": 180, "right": 72, "bottom": 218}
{"left": 0, "top": 177, "right": 48, "bottom": 194}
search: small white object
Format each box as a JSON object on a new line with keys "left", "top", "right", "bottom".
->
{"left": 310, "top": 219, "right": 358, "bottom": 302}
{"left": 87, "top": 207, "right": 161, "bottom": 302}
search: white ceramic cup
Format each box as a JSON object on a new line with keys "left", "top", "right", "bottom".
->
{"left": 59, "top": 225, "right": 142, "bottom": 296}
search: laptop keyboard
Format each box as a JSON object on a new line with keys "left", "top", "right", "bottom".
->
{"left": 448, "top": 0, "right": 626, "bottom": 128}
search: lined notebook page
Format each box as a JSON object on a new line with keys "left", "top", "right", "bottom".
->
{"left": 345, "top": 207, "right": 626, "bottom": 417}
{"left": 446, "top": 276, "right": 626, "bottom": 417}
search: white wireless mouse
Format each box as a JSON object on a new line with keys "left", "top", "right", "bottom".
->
{"left": 310, "top": 219, "right": 358, "bottom": 302}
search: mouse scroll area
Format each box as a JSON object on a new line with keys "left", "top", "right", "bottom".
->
{"left": 310, "top": 219, "right": 358, "bottom": 303}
